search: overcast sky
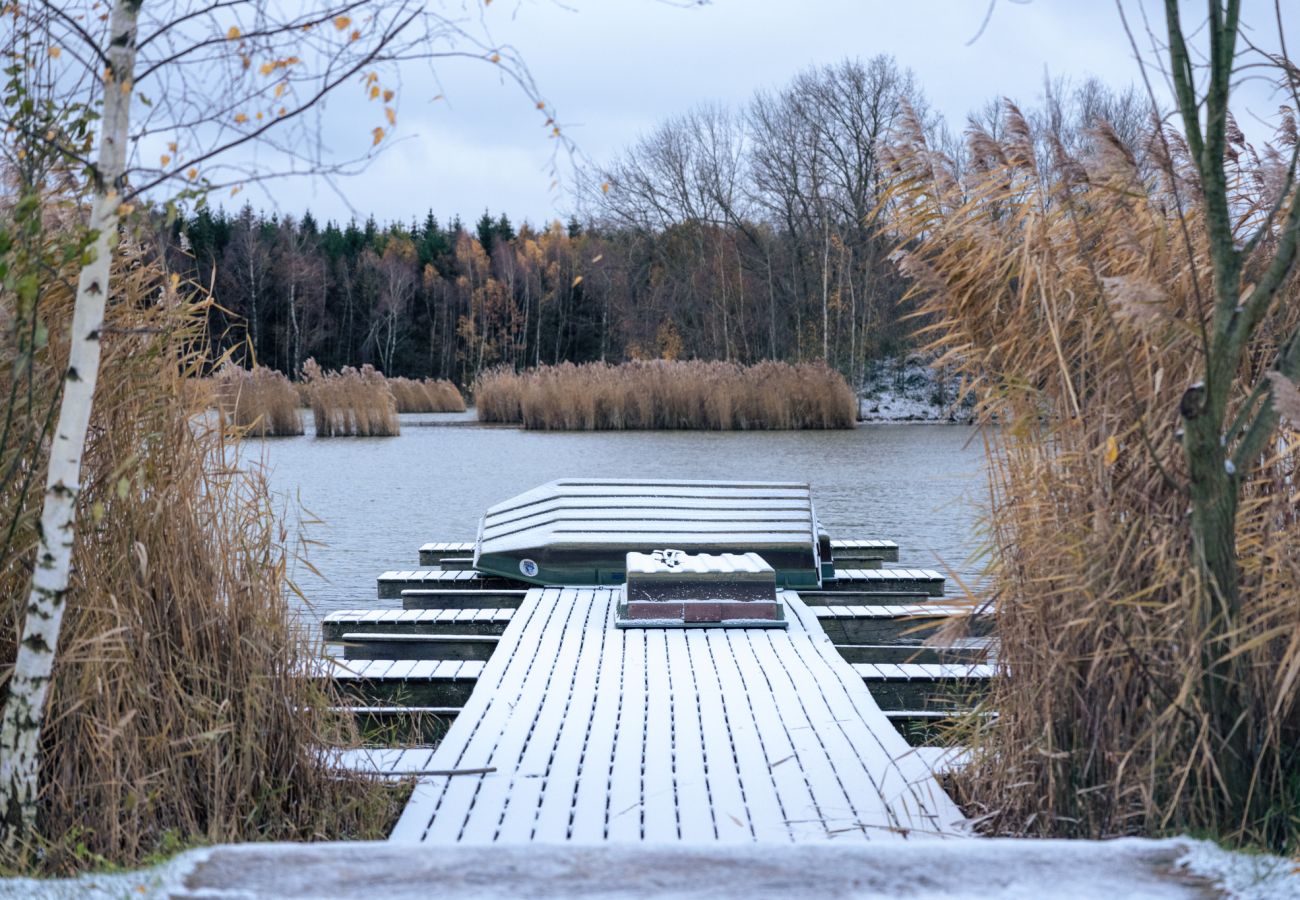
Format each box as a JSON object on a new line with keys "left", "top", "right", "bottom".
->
{"left": 250, "top": 0, "right": 1300, "bottom": 229}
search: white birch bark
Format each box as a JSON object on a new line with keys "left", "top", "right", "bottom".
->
{"left": 0, "top": 0, "right": 139, "bottom": 843}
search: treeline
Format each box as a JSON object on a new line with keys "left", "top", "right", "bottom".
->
{"left": 171, "top": 55, "right": 1143, "bottom": 387}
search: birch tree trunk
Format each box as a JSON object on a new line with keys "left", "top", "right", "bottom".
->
{"left": 0, "top": 0, "right": 139, "bottom": 846}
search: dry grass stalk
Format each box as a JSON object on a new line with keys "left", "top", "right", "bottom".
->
{"left": 473, "top": 360, "right": 856, "bottom": 430}
{"left": 888, "top": 104, "right": 1300, "bottom": 848}
{"left": 0, "top": 243, "right": 398, "bottom": 874}
{"left": 387, "top": 376, "right": 465, "bottom": 413}
{"left": 213, "top": 364, "right": 303, "bottom": 436}
{"left": 301, "top": 360, "right": 400, "bottom": 437}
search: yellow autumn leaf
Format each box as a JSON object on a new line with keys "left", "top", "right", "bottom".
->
{"left": 489, "top": 53, "right": 501, "bottom": 63}
{"left": 168, "top": 141, "right": 178, "bottom": 152}
{"left": 333, "top": 15, "right": 351, "bottom": 30}
{"left": 255, "top": 111, "right": 263, "bottom": 120}
{"left": 350, "top": 29, "right": 360, "bottom": 41}
{"left": 385, "top": 107, "right": 396, "bottom": 126}
{"left": 383, "top": 89, "right": 394, "bottom": 102}
{"left": 160, "top": 153, "right": 171, "bottom": 166}
{"left": 186, "top": 167, "right": 198, "bottom": 181}
{"left": 1103, "top": 435, "right": 1119, "bottom": 467}
{"left": 234, "top": 112, "right": 248, "bottom": 124}
{"left": 48, "top": 46, "right": 61, "bottom": 58}
{"left": 571, "top": 275, "right": 583, "bottom": 288}
{"left": 169, "top": 273, "right": 181, "bottom": 291}
{"left": 601, "top": 182, "right": 610, "bottom": 194}
{"left": 226, "top": 26, "right": 240, "bottom": 40}
{"left": 372, "top": 126, "right": 384, "bottom": 145}
{"left": 274, "top": 82, "right": 286, "bottom": 98}
{"left": 369, "top": 85, "right": 379, "bottom": 100}
{"left": 259, "top": 62, "right": 274, "bottom": 76}
{"left": 277, "top": 106, "right": 286, "bottom": 116}
{"left": 230, "top": 185, "right": 242, "bottom": 197}
{"left": 591, "top": 254, "right": 603, "bottom": 263}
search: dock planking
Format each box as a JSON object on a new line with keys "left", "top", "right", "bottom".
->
{"left": 401, "top": 589, "right": 529, "bottom": 610}
{"left": 378, "top": 570, "right": 524, "bottom": 599}
{"left": 389, "top": 587, "right": 966, "bottom": 844}
{"left": 379, "top": 566, "right": 947, "bottom": 599}
{"left": 322, "top": 609, "right": 514, "bottom": 641}
{"left": 323, "top": 658, "right": 485, "bottom": 706}
{"left": 813, "top": 604, "right": 992, "bottom": 645}
{"left": 829, "top": 539, "right": 900, "bottom": 563}
{"left": 826, "top": 568, "right": 946, "bottom": 596}
{"left": 340, "top": 633, "right": 500, "bottom": 661}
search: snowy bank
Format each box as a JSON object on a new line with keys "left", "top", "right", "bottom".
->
{"left": 6, "top": 836, "right": 1297, "bottom": 899}
{"left": 858, "top": 354, "right": 974, "bottom": 423}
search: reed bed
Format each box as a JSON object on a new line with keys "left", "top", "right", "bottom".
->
{"left": 301, "top": 360, "right": 400, "bottom": 437}
{"left": 213, "top": 364, "right": 304, "bottom": 436}
{"left": 473, "top": 360, "right": 856, "bottom": 430}
{"left": 887, "top": 105, "right": 1300, "bottom": 848}
{"left": 0, "top": 243, "right": 397, "bottom": 874}
{"left": 387, "top": 376, "right": 466, "bottom": 413}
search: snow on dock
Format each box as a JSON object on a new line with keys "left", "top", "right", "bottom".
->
{"left": 387, "top": 586, "right": 966, "bottom": 844}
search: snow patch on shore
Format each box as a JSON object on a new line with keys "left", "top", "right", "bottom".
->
{"left": 858, "top": 354, "right": 974, "bottom": 423}
{"left": 1177, "top": 840, "right": 1300, "bottom": 899}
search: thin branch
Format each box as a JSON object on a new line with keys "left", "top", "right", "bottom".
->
{"left": 125, "top": 7, "right": 422, "bottom": 200}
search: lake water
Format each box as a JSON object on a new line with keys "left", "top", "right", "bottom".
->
{"left": 254, "top": 412, "right": 990, "bottom": 629}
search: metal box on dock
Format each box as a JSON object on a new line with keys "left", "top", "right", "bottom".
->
{"left": 471, "top": 478, "right": 825, "bottom": 588}
{"left": 615, "top": 549, "right": 788, "bottom": 629}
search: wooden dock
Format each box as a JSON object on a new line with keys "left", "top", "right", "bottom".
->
{"left": 377, "top": 566, "right": 947, "bottom": 600}
{"left": 386, "top": 586, "right": 965, "bottom": 843}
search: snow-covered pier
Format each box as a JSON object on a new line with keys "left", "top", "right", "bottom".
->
{"left": 322, "top": 479, "right": 990, "bottom": 842}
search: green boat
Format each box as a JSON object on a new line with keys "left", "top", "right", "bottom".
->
{"left": 471, "top": 478, "right": 827, "bottom": 589}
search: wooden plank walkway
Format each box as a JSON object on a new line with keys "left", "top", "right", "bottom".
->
{"left": 389, "top": 587, "right": 965, "bottom": 844}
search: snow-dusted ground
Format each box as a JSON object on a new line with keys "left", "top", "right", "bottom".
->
{"left": 858, "top": 355, "right": 974, "bottom": 423}
{"left": 3, "top": 837, "right": 1296, "bottom": 898}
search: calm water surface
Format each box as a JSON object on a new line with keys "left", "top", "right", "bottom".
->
{"left": 256, "top": 413, "right": 990, "bottom": 627}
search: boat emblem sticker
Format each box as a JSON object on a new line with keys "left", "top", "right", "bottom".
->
{"left": 519, "top": 558, "right": 539, "bottom": 577}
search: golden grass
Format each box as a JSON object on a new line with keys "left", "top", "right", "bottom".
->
{"left": 213, "top": 364, "right": 304, "bottom": 436}
{"left": 0, "top": 243, "right": 397, "bottom": 874}
{"left": 301, "top": 360, "right": 400, "bottom": 437}
{"left": 474, "top": 360, "right": 857, "bottom": 430}
{"left": 887, "top": 105, "right": 1300, "bottom": 847}
{"left": 387, "top": 376, "right": 466, "bottom": 413}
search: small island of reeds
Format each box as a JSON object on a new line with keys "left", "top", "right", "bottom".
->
{"left": 474, "top": 360, "right": 857, "bottom": 430}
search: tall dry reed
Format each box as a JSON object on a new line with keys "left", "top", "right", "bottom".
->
{"left": 387, "top": 376, "right": 465, "bottom": 413}
{"left": 213, "top": 363, "right": 304, "bottom": 436}
{"left": 887, "top": 104, "right": 1300, "bottom": 848}
{"left": 473, "top": 359, "right": 856, "bottom": 430}
{"left": 301, "top": 360, "right": 400, "bottom": 437}
{"left": 0, "top": 244, "right": 398, "bottom": 874}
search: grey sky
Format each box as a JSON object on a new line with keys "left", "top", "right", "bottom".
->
{"left": 256, "top": 1, "right": 1299, "bottom": 228}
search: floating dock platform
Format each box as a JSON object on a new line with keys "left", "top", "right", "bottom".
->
{"left": 321, "top": 478, "right": 991, "bottom": 844}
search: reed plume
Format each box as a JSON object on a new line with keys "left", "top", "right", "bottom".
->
{"left": 0, "top": 243, "right": 397, "bottom": 874}
{"left": 387, "top": 376, "right": 466, "bottom": 413}
{"left": 301, "top": 360, "right": 401, "bottom": 437}
{"left": 473, "top": 359, "right": 856, "bottom": 430}
{"left": 213, "top": 363, "right": 304, "bottom": 436}
{"left": 888, "top": 102, "right": 1300, "bottom": 848}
